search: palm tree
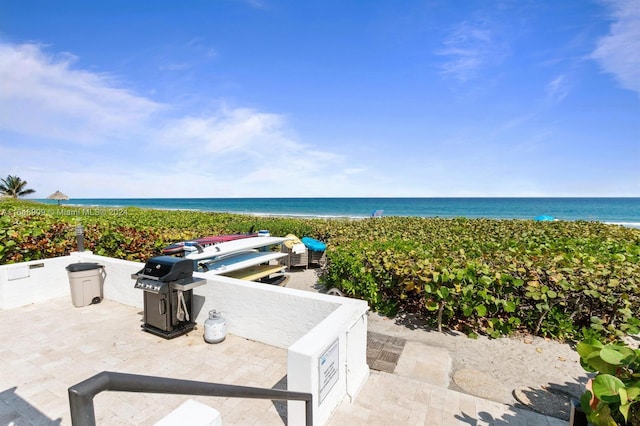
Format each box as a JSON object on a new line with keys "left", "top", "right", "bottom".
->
{"left": 0, "top": 175, "right": 36, "bottom": 198}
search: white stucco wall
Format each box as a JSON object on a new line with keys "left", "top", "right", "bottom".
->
{"left": 80, "top": 254, "right": 144, "bottom": 308}
{"left": 193, "top": 273, "right": 343, "bottom": 349}
{"left": 0, "top": 253, "right": 80, "bottom": 309}
{"left": 287, "top": 302, "right": 369, "bottom": 425}
{"left": 0, "top": 252, "right": 145, "bottom": 310}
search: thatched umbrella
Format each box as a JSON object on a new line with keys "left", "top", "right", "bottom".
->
{"left": 47, "top": 190, "right": 69, "bottom": 205}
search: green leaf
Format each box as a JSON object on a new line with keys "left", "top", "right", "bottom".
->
{"left": 619, "top": 402, "right": 630, "bottom": 422}
{"left": 580, "top": 390, "right": 594, "bottom": 415}
{"left": 425, "top": 300, "right": 439, "bottom": 311}
{"left": 503, "top": 301, "right": 516, "bottom": 313}
{"left": 588, "top": 404, "right": 616, "bottom": 426}
{"left": 475, "top": 305, "right": 487, "bottom": 317}
{"left": 577, "top": 339, "right": 604, "bottom": 359}
{"left": 625, "top": 386, "right": 640, "bottom": 400}
{"left": 591, "top": 374, "right": 624, "bottom": 404}
{"left": 584, "top": 353, "right": 618, "bottom": 375}
{"left": 600, "top": 344, "right": 637, "bottom": 366}
{"left": 619, "top": 387, "right": 628, "bottom": 406}
{"left": 436, "top": 287, "right": 450, "bottom": 299}
{"left": 479, "top": 276, "right": 492, "bottom": 286}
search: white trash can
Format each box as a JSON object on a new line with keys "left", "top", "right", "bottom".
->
{"left": 65, "top": 263, "right": 105, "bottom": 307}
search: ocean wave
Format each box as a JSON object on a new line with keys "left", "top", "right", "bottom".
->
{"left": 604, "top": 222, "right": 640, "bottom": 229}
{"left": 243, "top": 211, "right": 366, "bottom": 220}
{"left": 34, "top": 198, "right": 640, "bottom": 224}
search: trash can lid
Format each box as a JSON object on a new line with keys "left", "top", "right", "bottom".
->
{"left": 66, "top": 262, "right": 103, "bottom": 272}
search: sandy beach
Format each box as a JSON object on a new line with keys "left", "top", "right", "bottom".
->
{"left": 284, "top": 267, "right": 640, "bottom": 421}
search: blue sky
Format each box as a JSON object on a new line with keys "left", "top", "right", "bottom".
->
{"left": 1, "top": 0, "right": 638, "bottom": 198}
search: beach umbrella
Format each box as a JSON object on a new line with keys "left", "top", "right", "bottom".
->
{"left": 534, "top": 215, "right": 556, "bottom": 221}
{"left": 47, "top": 190, "right": 69, "bottom": 205}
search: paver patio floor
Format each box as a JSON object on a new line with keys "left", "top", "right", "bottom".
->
{"left": 0, "top": 297, "right": 566, "bottom": 425}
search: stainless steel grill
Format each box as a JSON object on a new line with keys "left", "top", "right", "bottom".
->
{"left": 133, "top": 256, "right": 205, "bottom": 339}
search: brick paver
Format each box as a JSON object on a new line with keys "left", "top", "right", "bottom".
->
{"left": 0, "top": 297, "right": 566, "bottom": 425}
{"left": 0, "top": 298, "right": 288, "bottom": 425}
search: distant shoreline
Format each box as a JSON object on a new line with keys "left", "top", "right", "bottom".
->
{"left": 18, "top": 196, "right": 640, "bottom": 228}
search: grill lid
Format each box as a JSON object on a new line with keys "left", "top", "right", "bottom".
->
{"left": 138, "top": 256, "right": 193, "bottom": 282}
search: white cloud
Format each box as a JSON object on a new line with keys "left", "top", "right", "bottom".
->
{"left": 0, "top": 41, "right": 369, "bottom": 197}
{"left": 185, "top": 37, "right": 218, "bottom": 58}
{"left": 591, "top": 0, "right": 640, "bottom": 96}
{"left": 435, "top": 18, "right": 505, "bottom": 82}
{"left": 344, "top": 167, "right": 367, "bottom": 175}
{"left": 163, "top": 108, "right": 297, "bottom": 154}
{"left": 155, "top": 108, "right": 348, "bottom": 194}
{"left": 0, "top": 42, "right": 164, "bottom": 145}
{"left": 546, "top": 74, "right": 570, "bottom": 102}
{"left": 2, "top": 37, "right": 632, "bottom": 199}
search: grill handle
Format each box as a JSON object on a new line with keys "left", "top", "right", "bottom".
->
{"left": 159, "top": 299, "right": 166, "bottom": 315}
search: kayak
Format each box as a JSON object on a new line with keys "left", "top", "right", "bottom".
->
{"left": 301, "top": 237, "right": 326, "bottom": 252}
{"left": 162, "top": 233, "right": 256, "bottom": 255}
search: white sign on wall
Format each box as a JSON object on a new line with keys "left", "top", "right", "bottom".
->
{"left": 318, "top": 339, "right": 339, "bottom": 403}
{"left": 7, "top": 266, "right": 29, "bottom": 281}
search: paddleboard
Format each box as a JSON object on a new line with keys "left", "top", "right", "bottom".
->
{"left": 162, "top": 233, "right": 257, "bottom": 255}
{"left": 186, "top": 236, "right": 291, "bottom": 261}
{"left": 198, "top": 251, "right": 287, "bottom": 275}
{"left": 223, "top": 264, "right": 286, "bottom": 281}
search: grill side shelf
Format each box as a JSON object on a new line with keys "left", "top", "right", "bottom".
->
{"left": 171, "top": 277, "right": 206, "bottom": 291}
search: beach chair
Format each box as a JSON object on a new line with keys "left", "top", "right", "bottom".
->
{"left": 307, "top": 249, "right": 326, "bottom": 268}
{"left": 279, "top": 234, "right": 308, "bottom": 269}
{"left": 301, "top": 237, "right": 327, "bottom": 268}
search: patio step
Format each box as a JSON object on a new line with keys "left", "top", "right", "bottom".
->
{"left": 368, "top": 332, "right": 453, "bottom": 388}
{"left": 394, "top": 341, "right": 452, "bottom": 388}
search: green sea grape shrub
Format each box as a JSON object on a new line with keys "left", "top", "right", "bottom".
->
{"left": 577, "top": 339, "right": 640, "bottom": 425}
{"left": 321, "top": 217, "right": 640, "bottom": 341}
{"left": 3, "top": 199, "right": 639, "bottom": 342}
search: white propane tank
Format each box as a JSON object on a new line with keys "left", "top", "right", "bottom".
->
{"left": 204, "top": 310, "right": 227, "bottom": 343}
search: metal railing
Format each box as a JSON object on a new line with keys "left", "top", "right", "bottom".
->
{"left": 68, "top": 371, "right": 313, "bottom": 425}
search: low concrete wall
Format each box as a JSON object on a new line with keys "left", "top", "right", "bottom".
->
{"left": 193, "top": 273, "right": 342, "bottom": 349}
{"left": 288, "top": 301, "right": 369, "bottom": 425}
{"left": 79, "top": 253, "right": 144, "bottom": 308}
{"left": 0, "top": 253, "right": 78, "bottom": 309}
{"left": 0, "top": 252, "right": 144, "bottom": 310}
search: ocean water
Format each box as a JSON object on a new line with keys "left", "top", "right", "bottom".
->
{"left": 37, "top": 197, "right": 640, "bottom": 227}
